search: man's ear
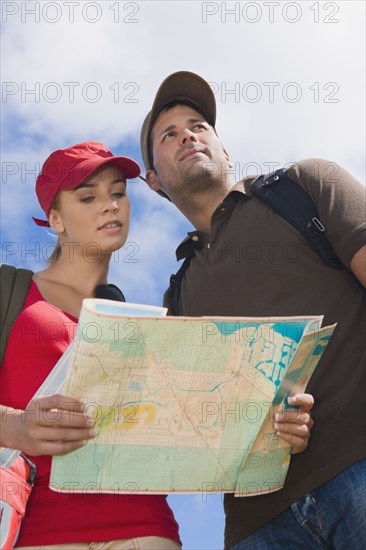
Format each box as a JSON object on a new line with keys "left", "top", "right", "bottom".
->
{"left": 48, "top": 209, "right": 65, "bottom": 234}
{"left": 146, "top": 170, "right": 161, "bottom": 192}
{"left": 223, "top": 147, "right": 234, "bottom": 169}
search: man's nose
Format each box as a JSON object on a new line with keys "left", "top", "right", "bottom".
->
{"left": 179, "top": 128, "right": 198, "bottom": 146}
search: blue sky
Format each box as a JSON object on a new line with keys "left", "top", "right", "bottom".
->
{"left": 1, "top": 1, "right": 365, "bottom": 548}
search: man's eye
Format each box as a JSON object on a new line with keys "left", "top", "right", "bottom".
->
{"left": 193, "top": 123, "right": 205, "bottom": 131}
{"left": 162, "top": 131, "right": 174, "bottom": 141}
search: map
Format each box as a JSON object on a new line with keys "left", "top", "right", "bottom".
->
{"left": 49, "top": 299, "right": 335, "bottom": 497}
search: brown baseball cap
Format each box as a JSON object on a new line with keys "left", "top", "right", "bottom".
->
{"left": 140, "top": 71, "right": 216, "bottom": 170}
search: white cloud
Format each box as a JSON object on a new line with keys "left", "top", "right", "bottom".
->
{"left": 2, "top": 0, "right": 364, "bottom": 167}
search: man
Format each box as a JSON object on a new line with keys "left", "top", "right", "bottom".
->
{"left": 139, "top": 71, "right": 366, "bottom": 549}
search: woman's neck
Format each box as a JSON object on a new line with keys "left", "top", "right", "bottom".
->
{"left": 36, "top": 252, "right": 112, "bottom": 298}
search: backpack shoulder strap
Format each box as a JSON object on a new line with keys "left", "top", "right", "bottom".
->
{"left": 251, "top": 169, "right": 344, "bottom": 270}
{"left": 0, "top": 265, "right": 34, "bottom": 363}
{"left": 169, "top": 167, "right": 344, "bottom": 315}
{"left": 169, "top": 256, "right": 192, "bottom": 316}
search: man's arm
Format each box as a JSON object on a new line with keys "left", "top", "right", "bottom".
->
{"left": 0, "top": 394, "right": 96, "bottom": 456}
{"left": 350, "top": 244, "right": 366, "bottom": 287}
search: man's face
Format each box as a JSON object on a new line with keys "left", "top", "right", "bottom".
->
{"left": 147, "top": 104, "right": 233, "bottom": 201}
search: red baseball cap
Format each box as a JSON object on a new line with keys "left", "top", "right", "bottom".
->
{"left": 33, "top": 141, "right": 141, "bottom": 226}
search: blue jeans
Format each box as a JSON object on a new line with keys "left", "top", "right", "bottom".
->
{"left": 229, "top": 459, "right": 366, "bottom": 549}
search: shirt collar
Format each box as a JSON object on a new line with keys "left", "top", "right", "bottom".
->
{"left": 176, "top": 232, "right": 206, "bottom": 261}
{"left": 175, "top": 176, "right": 258, "bottom": 261}
{"left": 229, "top": 175, "right": 258, "bottom": 197}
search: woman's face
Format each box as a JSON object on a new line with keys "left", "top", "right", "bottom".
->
{"left": 50, "top": 164, "right": 130, "bottom": 260}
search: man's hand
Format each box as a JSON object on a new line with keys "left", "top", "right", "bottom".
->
{"left": 274, "top": 393, "right": 314, "bottom": 454}
{"left": 2, "top": 394, "right": 97, "bottom": 456}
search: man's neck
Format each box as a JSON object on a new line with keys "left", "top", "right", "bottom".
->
{"left": 175, "top": 183, "right": 233, "bottom": 234}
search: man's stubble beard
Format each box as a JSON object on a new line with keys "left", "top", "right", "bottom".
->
{"left": 156, "top": 156, "right": 227, "bottom": 204}
{"left": 179, "top": 159, "right": 225, "bottom": 196}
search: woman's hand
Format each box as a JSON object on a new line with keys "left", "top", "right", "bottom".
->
{"left": 1, "top": 394, "right": 97, "bottom": 456}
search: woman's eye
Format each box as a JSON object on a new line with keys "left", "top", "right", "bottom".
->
{"left": 112, "top": 192, "right": 126, "bottom": 199}
{"left": 193, "top": 123, "right": 205, "bottom": 131}
{"left": 80, "top": 196, "right": 94, "bottom": 203}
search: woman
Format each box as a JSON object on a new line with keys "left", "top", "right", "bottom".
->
{"left": 0, "top": 142, "right": 181, "bottom": 550}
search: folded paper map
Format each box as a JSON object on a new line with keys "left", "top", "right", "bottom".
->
{"left": 48, "top": 299, "right": 335, "bottom": 497}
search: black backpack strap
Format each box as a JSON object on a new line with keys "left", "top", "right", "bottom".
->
{"left": 0, "top": 265, "right": 34, "bottom": 364}
{"left": 169, "top": 168, "right": 344, "bottom": 315}
{"left": 251, "top": 169, "right": 344, "bottom": 270}
{"left": 94, "top": 283, "right": 126, "bottom": 302}
{"left": 169, "top": 256, "right": 192, "bottom": 316}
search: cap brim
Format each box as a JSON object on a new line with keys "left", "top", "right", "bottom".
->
{"left": 102, "top": 156, "right": 141, "bottom": 180}
{"left": 61, "top": 156, "right": 141, "bottom": 192}
{"left": 140, "top": 71, "right": 216, "bottom": 170}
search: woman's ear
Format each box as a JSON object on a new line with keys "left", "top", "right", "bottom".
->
{"left": 223, "top": 147, "right": 234, "bottom": 169}
{"left": 146, "top": 170, "right": 161, "bottom": 192}
{"left": 48, "top": 209, "right": 65, "bottom": 234}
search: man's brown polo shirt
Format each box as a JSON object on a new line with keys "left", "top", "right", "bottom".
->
{"left": 165, "top": 158, "right": 366, "bottom": 547}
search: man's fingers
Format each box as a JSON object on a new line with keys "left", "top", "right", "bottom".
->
{"left": 274, "top": 393, "right": 314, "bottom": 455}
{"left": 288, "top": 393, "right": 314, "bottom": 411}
{"left": 276, "top": 431, "right": 308, "bottom": 453}
{"left": 275, "top": 410, "right": 311, "bottom": 424}
{"left": 275, "top": 422, "right": 310, "bottom": 437}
